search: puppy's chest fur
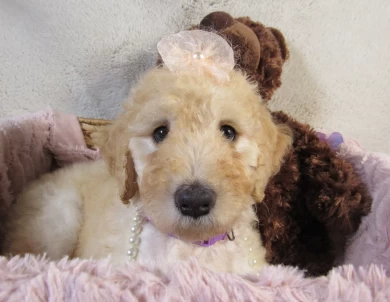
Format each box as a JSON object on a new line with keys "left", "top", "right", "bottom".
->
{"left": 137, "top": 211, "right": 266, "bottom": 274}
{"left": 75, "top": 180, "right": 266, "bottom": 274}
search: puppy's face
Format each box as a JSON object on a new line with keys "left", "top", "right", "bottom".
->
{"left": 100, "top": 67, "right": 291, "bottom": 240}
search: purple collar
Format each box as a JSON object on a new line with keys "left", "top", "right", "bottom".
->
{"left": 168, "top": 232, "right": 227, "bottom": 247}
{"left": 145, "top": 217, "right": 229, "bottom": 247}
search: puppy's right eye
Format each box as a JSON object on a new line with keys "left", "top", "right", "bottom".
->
{"left": 153, "top": 126, "right": 169, "bottom": 143}
{"left": 220, "top": 125, "right": 236, "bottom": 141}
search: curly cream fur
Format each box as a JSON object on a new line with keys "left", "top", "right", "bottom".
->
{"left": 3, "top": 67, "right": 291, "bottom": 274}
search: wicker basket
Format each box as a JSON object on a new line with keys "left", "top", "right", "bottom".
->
{"left": 78, "top": 117, "right": 112, "bottom": 149}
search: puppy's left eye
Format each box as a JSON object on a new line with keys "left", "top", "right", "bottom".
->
{"left": 153, "top": 126, "right": 169, "bottom": 143}
{"left": 220, "top": 125, "right": 236, "bottom": 141}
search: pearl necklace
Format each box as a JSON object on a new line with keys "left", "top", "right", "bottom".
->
{"left": 243, "top": 236, "right": 259, "bottom": 268}
{"left": 127, "top": 206, "right": 260, "bottom": 270}
{"left": 127, "top": 206, "right": 144, "bottom": 261}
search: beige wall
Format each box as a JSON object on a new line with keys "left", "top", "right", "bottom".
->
{"left": 0, "top": 0, "right": 389, "bottom": 152}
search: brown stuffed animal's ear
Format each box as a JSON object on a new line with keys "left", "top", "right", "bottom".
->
{"left": 236, "top": 17, "right": 289, "bottom": 101}
{"left": 252, "top": 121, "right": 292, "bottom": 203}
{"left": 199, "top": 12, "right": 261, "bottom": 73}
{"left": 199, "top": 11, "right": 235, "bottom": 30}
{"left": 94, "top": 122, "right": 138, "bottom": 204}
{"left": 269, "top": 27, "right": 289, "bottom": 61}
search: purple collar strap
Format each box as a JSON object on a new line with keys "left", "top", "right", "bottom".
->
{"left": 145, "top": 217, "right": 230, "bottom": 247}
{"left": 168, "top": 232, "right": 227, "bottom": 247}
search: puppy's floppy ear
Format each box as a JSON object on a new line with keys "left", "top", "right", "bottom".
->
{"left": 94, "top": 121, "right": 138, "bottom": 204}
{"left": 252, "top": 122, "right": 292, "bottom": 203}
{"left": 269, "top": 124, "right": 292, "bottom": 177}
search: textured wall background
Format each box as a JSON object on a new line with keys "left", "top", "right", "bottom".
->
{"left": 0, "top": 0, "right": 389, "bottom": 152}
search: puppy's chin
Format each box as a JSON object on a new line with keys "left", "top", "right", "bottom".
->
{"left": 145, "top": 211, "right": 230, "bottom": 241}
{"left": 170, "top": 218, "right": 229, "bottom": 241}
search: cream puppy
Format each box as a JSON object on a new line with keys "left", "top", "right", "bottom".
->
{"left": 3, "top": 31, "right": 291, "bottom": 275}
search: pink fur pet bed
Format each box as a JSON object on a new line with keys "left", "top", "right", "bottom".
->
{"left": 1, "top": 110, "right": 390, "bottom": 301}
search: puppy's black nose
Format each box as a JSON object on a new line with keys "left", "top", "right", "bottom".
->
{"left": 174, "top": 183, "right": 216, "bottom": 218}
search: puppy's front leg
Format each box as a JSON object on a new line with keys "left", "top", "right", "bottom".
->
{"left": 3, "top": 172, "right": 83, "bottom": 259}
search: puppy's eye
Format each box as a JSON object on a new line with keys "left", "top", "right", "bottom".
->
{"left": 220, "top": 125, "right": 236, "bottom": 141}
{"left": 153, "top": 126, "right": 169, "bottom": 143}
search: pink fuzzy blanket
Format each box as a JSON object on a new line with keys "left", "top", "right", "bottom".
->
{"left": 1, "top": 110, "right": 390, "bottom": 301}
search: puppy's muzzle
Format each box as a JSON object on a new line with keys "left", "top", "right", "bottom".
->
{"left": 174, "top": 182, "right": 216, "bottom": 219}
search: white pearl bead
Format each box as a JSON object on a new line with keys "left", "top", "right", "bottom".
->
{"left": 129, "top": 236, "right": 140, "bottom": 246}
{"left": 128, "top": 247, "right": 138, "bottom": 256}
{"left": 193, "top": 52, "right": 205, "bottom": 60}
{"left": 131, "top": 225, "right": 142, "bottom": 235}
{"left": 133, "top": 215, "right": 142, "bottom": 222}
{"left": 131, "top": 249, "right": 138, "bottom": 259}
{"left": 248, "top": 258, "right": 257, "bottom": 267}
{"left": 243, "top": 237, "right": 248, "bottom": 241}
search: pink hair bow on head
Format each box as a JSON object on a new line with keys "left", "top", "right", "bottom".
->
{"left": 157, "top": 30, "right": 235, "bottom": 83}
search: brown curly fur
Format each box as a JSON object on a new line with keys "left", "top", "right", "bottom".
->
{"left": 235, "top": 17, "right": 288, "bottom": 101}
{"left": 256, "top": 111, "right": 372, "bottom": 276}
{"left": 159, "top": 11, "right": 372, "bottom": 276}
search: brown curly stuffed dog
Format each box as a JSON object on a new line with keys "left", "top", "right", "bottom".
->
{"left": 196, "top": 11, "right": 288, "bottom": 102}
{"left": 190, "top": 12, "right": 372, "bottom": 276}
{"left": 262, "top": 112, "right": 371, "bottom": 276}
